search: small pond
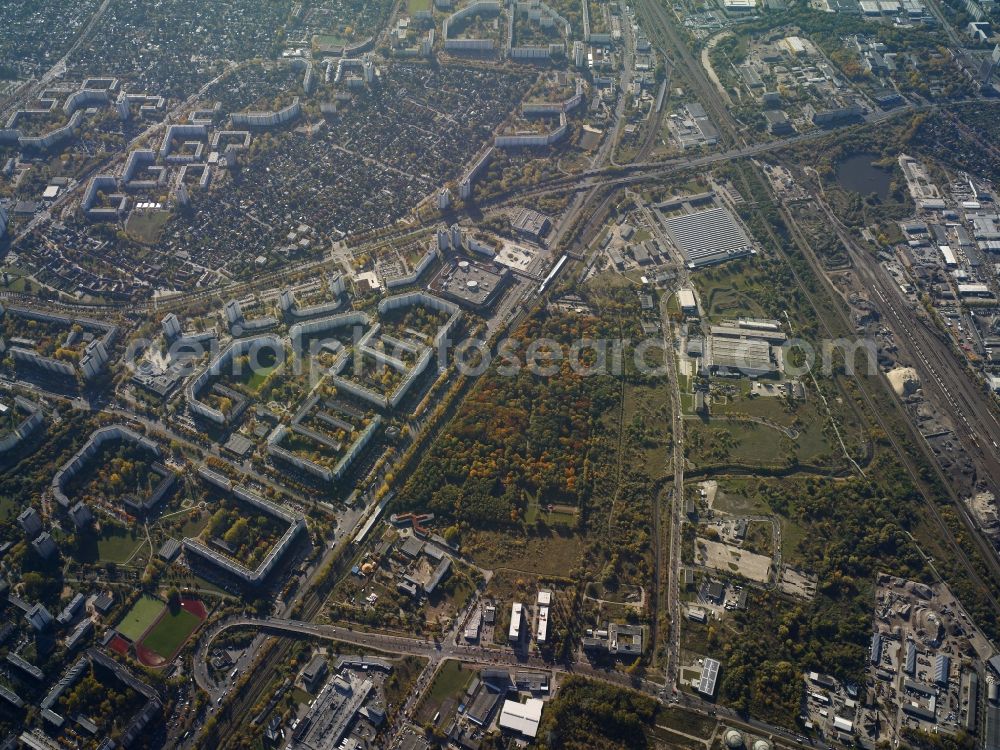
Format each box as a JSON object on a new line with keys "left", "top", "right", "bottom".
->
{"left": 834, "top": 152, "right": 893, "bottom": 200}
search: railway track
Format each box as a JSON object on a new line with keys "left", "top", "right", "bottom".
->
{"left": 764, "top": 166, "right": 1000, "bottom": 612}
{"left": 809, "top": 194, "right": 1000, "bottom": 603}
{"left": 633, "top": 0, "right": 740, "bottom": 145}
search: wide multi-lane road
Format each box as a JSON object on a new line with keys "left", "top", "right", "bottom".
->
{"left": 194, "top": 615, "right": 820, "bottom": 750}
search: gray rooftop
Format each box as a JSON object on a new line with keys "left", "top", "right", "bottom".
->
{"left": 663, "top": 206, "right": 754, "bottom": 267}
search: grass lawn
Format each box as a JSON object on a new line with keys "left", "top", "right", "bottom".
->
{"left": 665, "top": 292, "right": 681, "bottom": 316}
{"left": 125, "top": 210, "right": 171, "bottom": 245}
{"left": 313, "top": 33, "right": 349, "bottom": 48}
{"left": 720, "top": 421, "right": 786, "bottom": 464}
{"left": 681, "top": 620, "right": 721, "bottom": 654}
{"left": 0, "top": 275, "right": 29, "bottom": 293}
{"left": 0, "top": 264, "right": 34, "bottom": 294}
{"left": 707, "top": 483, "right": 770, "bottom": 515}
{"left": 449, "top": 575, "right": 476, "bottom": 613}
{"left": 170, "top": 509, "right": 211, "bottom": 539}
{"left": 686, "top": 420, "right": 789, "bottom": 466}
{"left": 701, "top": 286, "right": 766, "bottom": 320}
{"left": 191, "top": 574, "right": 230, "bottom": 597}
{"left": 0, "top": 493, "right": 18, "bottom": 520}
{"left": 524, "top": 495, "right": 578, "bottom": 526}
{"left": 464, "top": 528, "right": 584, "bottom": 576}
{"left": 117, "top": 595, "right": 165, "bottom": 641}
{"left": 243, "top": 364, "right": 278, "bottom": 392}
{"left": 780, "top": 517, "right": 809, "bottom": 565}
{"left": 693, "top": 261, "right": 769, "bottom": 322}
{"left": 657, "top": 707, "right": 718, "bottom": 738}
{"left": 141, "top": 607, "right": 202, "bottom": 659}
{"left": 408, "top": 0, "right": 432, "bottom": 12}
{"left": 416, "top": 660, "right": 474, "bottom": 724}
{"left": 648, "top": 724, "right": 709, "bottom": 750}
{"left": 97, "top": 527, "right": 145, "bottom": 563}
{"left": 588, "top": 581, "right": 643, "bottom": 604}
{"left": 794, "top": 418, "right": 834, "bottom": 464}
{"left": 712, "top": 387, "right": 786, "bottom": 422}
{"left": 711, "top": 392, "right": 836, "bottom": 466}
{"left": 623, "top": 383, "right": 672, "bottom": 476}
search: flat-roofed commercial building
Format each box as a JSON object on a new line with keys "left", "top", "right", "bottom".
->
{"left": 710, "top": 337, "right": 776, "bottom": 377}
{"left": 698, "top": 658, "right": 721, "bottom": 696}
{"left": 678, "top": 289, "right": 698, "bottom": 315}
{"left": 509, "top": 602, "right": 523, "bottom": 642}
{"left": 663, "top": 207, "right": 755, "bottom": 268}
{"left": 498, "top": 698, "right": 544, "bottom": 739}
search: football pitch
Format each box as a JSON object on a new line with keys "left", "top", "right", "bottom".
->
{"left": 142, "top": 607, "right": 201, "bottom": 659}
{"left": 116, "top": 595, "right": 164, "bottom": 641}
{"left": 140, "top": 607, "right": 202, "bottom": 660}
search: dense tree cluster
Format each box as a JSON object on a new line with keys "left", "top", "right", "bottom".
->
{"left": 900, "top": 727, "right": 976, "bottom": 750}
{"left": 907, "top": 104, "right": 1000, "bottom": 184}
{"left": 536, "top": 676, "right": 658, "bottom": 750}
{"left": 398, "top": 305, "right": 620, "bottom": 527}
{"left": 206, "top": 503, "right": 286, "bottom": 568}
{"left": 66, "top": 444, "right": 154, "bottom": 502}
{"left": 57, "top": 665, "right": 144, "bottom": 739}
{"left": 712, "top": 457, "right": 979, "bottom": 724}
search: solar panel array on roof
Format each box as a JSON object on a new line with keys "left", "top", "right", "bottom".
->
{"left": 986, "top": 703, "right": 1000, "bottom": 750}
{"left": 663, "top": 207, "right": 754, "bottom": 267}
{"left": 871, "top": 633, "right": 883, "bottom": 664}
{"left": 934, "top": 654, "right": 950, "bottom": 686}
{"left": 698, "top": 658, "right": 720, "bottom": 696}
{"left": 905, "top": 642, "right": 917, "bottom": 675}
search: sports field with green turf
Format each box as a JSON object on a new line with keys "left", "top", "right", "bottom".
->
{"left": 116, "top": 595, "right": 164, "bottom": 641}
{"left": 140, "top": 607, "right": 202, "bottom": 660}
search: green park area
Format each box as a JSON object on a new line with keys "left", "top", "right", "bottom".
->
{"left": 96, "top": 527, "right": 145, "bottom": 564}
